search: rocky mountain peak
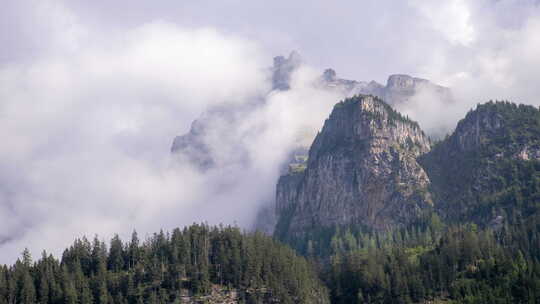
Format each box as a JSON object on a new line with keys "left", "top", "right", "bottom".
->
{"left": 322, "top": 68, "right": 337, "bottom": 82}
{"left": 386, "top": 74, "right": 425, "bottom": 90}
{"left": 441, "top": 101, "right": 540, "bottom": 157}
{"left": 418, "top": 101, "right": 540, "bottom": 224}
{"left": 275, "top": 95, "right": 433, "bottom": 238}
{"left": 308, "top": 95, "right": 430, "bottom": 161}
{"left": 272, "top": 51, "right": 302, "bottom": 90}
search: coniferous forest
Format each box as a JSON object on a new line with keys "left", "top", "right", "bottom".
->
{"left": 4, "top": 218, "right": 540, "bottom": 303}
{"left": 0, "top": 225, "right": 328, "bottom": 304}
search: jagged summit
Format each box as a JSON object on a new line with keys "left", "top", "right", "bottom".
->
{"left": 275, "top": 95, "right": 433, "bottom": 238}
{"left": 444, "top": 101, "right": 540, "bottom": 156}
{"left": 169, "top": 52, "right": 455, "bottom": 235}
{"left": 273, "top": 98, "right": 540, "bottom": 259}
{"left": 318, "top": 70, "right": 453, "bottom": 105}
{"left": 272, "top": 51, "right": 302, "bottom": 90}
{"left": 386, "top": 74, "right": 428, "bottom": 89}
{"left": 419, "top": 101, "right": 540, "bottom": 224}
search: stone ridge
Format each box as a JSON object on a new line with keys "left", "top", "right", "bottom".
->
{"left": 446, "top": 101, "right": 540, "bottom": 158}
{"left": 319, "top": 71, "right": 453, "bottom": 105}
{"left": 272, "top": 51, "right": 302, "bottom": 90}
{"left": 275, "top": 95, "right": 433, "bottom": 236}
{"left": 418, "top": 101, "right": 540, "bottom": 225}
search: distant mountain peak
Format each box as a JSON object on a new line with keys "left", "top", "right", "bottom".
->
{"left": 272, "top": 51, "right": 302, "bottom": 90}
{"left": 386, "top": 74, "right": 426, "bottom": 89}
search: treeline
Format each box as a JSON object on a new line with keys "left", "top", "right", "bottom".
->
{"left": 320, "top": 218, "right": 540, "bottom": 304}
{"left": 0, "top": 224, "right": 329, "bottom": 304}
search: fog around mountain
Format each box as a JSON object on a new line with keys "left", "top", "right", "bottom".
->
{"left": 1, "top": 0, "right": 540, "bottom": 263}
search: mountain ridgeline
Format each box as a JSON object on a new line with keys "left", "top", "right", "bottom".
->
{"left": 272, "top": 96, "right": 540, "bottom": 303}
{"left": 274, "top": 97, "right": 540, "bottom": 247}
{"left": 275, "top": 96, "right": 433, "bottom": 240}
{"left": 420, "top": 101, "right": 540, "bottom": 224}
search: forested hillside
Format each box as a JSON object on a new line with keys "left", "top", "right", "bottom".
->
{"left": 273, "top": 99, "right": 540, "bottom": 303}
{"left": 321, "top": 217, "right": 540, "bottom": 303}
{"left": 420, "top": 101, "right": 540, "bottom": 224}
{"left": 0, "top": 225, "right": 329, "bottom": 304}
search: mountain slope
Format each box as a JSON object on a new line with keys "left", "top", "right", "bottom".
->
{"left": 319, "top": 70, "right": 453, "bottom": 105}
{"left": 420, "top": 101, "right": 540, "bottom": 225}
{"left": 275, "top": 95, "right": 433, "bottom": 242}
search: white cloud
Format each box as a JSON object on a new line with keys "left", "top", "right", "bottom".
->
{"left": 410, "top": 0, "right": 476, "bottom": 46}
{"left": 0, "top": 3, "right": 269, "bottom": 263}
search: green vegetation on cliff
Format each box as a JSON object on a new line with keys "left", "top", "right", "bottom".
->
{"left": 276, "top": 100, "right": 540, "bottom": 304}
{"left": 420, "top": 101, "right": 540, "bottom": 224}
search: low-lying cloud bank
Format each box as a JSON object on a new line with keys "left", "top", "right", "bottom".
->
{"left": 2, "top": 0, "right": 540, "bottom": 263}
{"left": 0, "top": 3, "right": 347, "bottom": 263}
{"left": 0, "top": 5, "right": 272, "bottom": 262}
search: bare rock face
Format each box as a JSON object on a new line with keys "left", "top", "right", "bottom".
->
{"left": 319, "top": 71, "right": 453, "bottom": 106}
{"left": 275, "top": 95, "right": 433, "bottom": 237}
{"left": 171, "top": 53, "right": 451, "bottom": 173}
{"left": 272, "top": 51, "right": 302, "bottom": 90}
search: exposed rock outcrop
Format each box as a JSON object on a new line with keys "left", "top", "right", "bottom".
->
{"left": 275, "top": 95, "right": 433, "bottom": 237}
{"left": 319, "top": 71, "right": 453, "bottom": 105}
{"left": 171, "top": 53, "right": 451, "bottom": 173}
{"left": 272, "top": 51, "right": 302, "bottom": 90}
{"left": 419, "top": 101, "right": 540, "bottom": 224}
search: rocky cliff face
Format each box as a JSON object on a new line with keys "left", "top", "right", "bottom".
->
{"left": 171, "top": 52, "right": 303, "bottom": 171}
{"left": 172, "top": 53, "right": 451, "bottom": 172}
{"left": 170, "top": 52, "right": 453, "bottom": 234}
{"left": 275, "top": 95, "right": 433, "bottom": 236}
{"left": 272, "top": 51, "right": 302, "bottom": 91}
{"left": 318, "top": 70, "right": 452, "bottom": 105}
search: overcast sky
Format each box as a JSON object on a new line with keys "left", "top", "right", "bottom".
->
{"left": 1, "top": 0, "right": 540, "bottom": 263}
{"left": 2, "top": 0, "right": 539, "bottom": 84}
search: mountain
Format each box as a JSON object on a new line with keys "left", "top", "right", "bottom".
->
{"left": 318, "top": 69, "right": 453, "bottom": 105}
{"left": 272, "top": 51, "right": 302, "bottom": 91}
{"left": 420, "top": 101, "right": 540, "bottom": 225}
{"left": 273, "top": 98, "right": 540, "bottom": 253}
{"left": 270, "top": 98, "right": 540, "bottom": 303}
{"left": 275, "top": 95, "right": 433, "bottom": 241}
{"left": 171, "top": 52, "right": 452, "bottom": 173}
{"left": 170, "top": 51, "right": 303, "bottom": 171}
{"left": 170, "top": 52, "right": 452, "bottom": 235}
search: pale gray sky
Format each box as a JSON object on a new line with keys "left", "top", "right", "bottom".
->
{"left": 2, "top": 0, "right": 538, "bottom": 84}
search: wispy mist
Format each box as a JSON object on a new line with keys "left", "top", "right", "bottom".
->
{"left": 2, "top": 0, "right": 540, "bottom": 263}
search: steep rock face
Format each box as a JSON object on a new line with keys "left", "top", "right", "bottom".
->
{"left": 275, "top": 95, "right": 433, "bottom": 237}
{"left": 171, "top": 51, "right": 303, "bottom": 171}
{"left": 272, "top": 51, "right": 302, "bottom": 90}
{"left": 319, "top": 71, "right": 452, "bottom": 105}
{"left": 172, "top": 54, "right": 451, "bottom": 172}
{"left": 420, "top": 101, "right": 540, "bottom": 223}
